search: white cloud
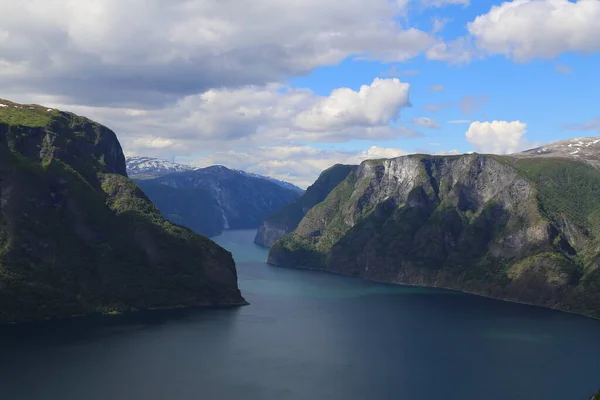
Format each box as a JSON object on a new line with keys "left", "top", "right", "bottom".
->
{"left": 411, "top": 117, "right": 441, "bottom": 129}
{"left": 466, "top": 120, "right": 531, "bottom": 154}
{"left": 188, "top": 145, "right": 408, "bottom": 188}
{"left": 0, "top": 0, "right": 437, "bottom": 106}
{"left": 432, "top": 18, "right": 451, "bottom": 34}
{"left": 294, "top": 78, "right": 411, "bottom": 131}
{"left": 426, "top": 37, "right": 476, "bottom": 64}
{"left": 46, "top": 78, "right": 420, "bottom": 158}
{"left": 448, "top": 119, "right": 471, "bottom": 124}
{"left": 427, "top": 84, "right": 445, "bottom": 91}
{"left": 468, "top": 0, "right": 600, "bottom": 62}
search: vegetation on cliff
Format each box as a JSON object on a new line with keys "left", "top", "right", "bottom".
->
{"left": 269, "top": 149, "right": 600, "bottom": 318}
{"left": 136, "top": 166, "right": 301, "bottom": 237}
{"left": 0, "top": 99, "right": 245, "bottom": 323}
{"left": 255, "top": 164, "right": 357, "bottom": 247}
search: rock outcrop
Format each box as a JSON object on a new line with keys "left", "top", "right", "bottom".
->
{"left": 268, "top": 145, "right": 600, "bottom": 318}
{"left": 255, "top": 164, "right": 357, "bottom": 247}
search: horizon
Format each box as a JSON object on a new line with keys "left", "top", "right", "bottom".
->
{"left": 0, "top": 0, "right": 598, "bottom": 188}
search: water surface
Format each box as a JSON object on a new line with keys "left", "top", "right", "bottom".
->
{"left": 1, "top": 229, "right": 599, "bottom": 399}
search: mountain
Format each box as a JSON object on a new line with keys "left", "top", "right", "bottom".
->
{"left": 125, "top": 156, "right": 304, "bottom": 193}
{"left": 0, "top": 98, "right": 245, "bottom": 323}
{"left": 518, "top": 137, "right": 600, "bottom": 169}
{"left": 268, "top": 137, "right": 600, "bottom": 318}
{"left": 134, "top": 165, "right": 303, "bottom": 237}
{"left": 234, "top": 169, "right": 305, "bottom": 193}
{"left": 255, "top": 164, "right": 357, "bottom": 247}
{"left": 126, "top": 156, "right": 195, "bottom": 179}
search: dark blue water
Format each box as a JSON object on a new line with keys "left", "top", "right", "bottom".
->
{"left": 1, "top": 229, "right": 599, "bottom": 400}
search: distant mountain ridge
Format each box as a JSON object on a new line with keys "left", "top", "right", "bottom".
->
{"left": 132, "top": 163, "right": 302, "bottom": 237}
{"left": 126, "top": 156, "right": 196, "bottom": 178}
{"left": 126, "top": 156, "right": 304, "bottom": 192}
{"left": 233, "top": 169, "right": 304, "bottom": 193}
{"left": 516, "top": 137, "right": 600, "bottom": 170}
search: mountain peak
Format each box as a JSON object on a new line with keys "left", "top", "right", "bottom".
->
{"left": 126, "top": 156, "right": 196, "bottom": 178}
{"left": 517, "top": 136, "right": 600, "bottom": 169}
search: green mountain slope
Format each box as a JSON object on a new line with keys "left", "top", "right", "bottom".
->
{"left": 136, "top": 166, "right": 302, "bottom": 237}
{"left": 135, "top": 179, "right": 224, "bottom": 237}
{"left": 255, "top": 164, "right": 357, "bottom": 247}
{"left": 268, "top": 149, "right": 600, "bottom": 318}
{"left": 0, "top": 99, "right": 245, "bottom": 323}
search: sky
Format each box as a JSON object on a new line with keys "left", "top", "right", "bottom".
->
{"left": 0, "top": 0, "right": 599, "bottom": 188}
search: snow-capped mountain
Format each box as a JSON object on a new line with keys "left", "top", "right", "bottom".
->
{"left": 126, "top": 157, "right": 304, "bottom": 193}
{"left": 126, "top": 157, "right": 303, "bottom": 237}
{"left": 517, "top": 136, "right": 600, "bottom": 169}
{"left": 126, "top": 156, "right": 196, "bottom": 178}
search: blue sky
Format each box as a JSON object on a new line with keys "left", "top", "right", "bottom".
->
{"left": 0, "top": 0, "right": 599, "bottom": 187}
{"left": 289, "top": 1, "right": 600, "bottom": 156}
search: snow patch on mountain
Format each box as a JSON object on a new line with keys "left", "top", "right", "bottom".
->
{"left": 126, "top": 156, "right": 196, "bottom": 178}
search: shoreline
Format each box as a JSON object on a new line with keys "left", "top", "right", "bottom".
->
{"left": 2, "top": 299, "right": 250, "bottom": 326}
{"left": 265, "top": 260, "right": 600, "bottom": 322}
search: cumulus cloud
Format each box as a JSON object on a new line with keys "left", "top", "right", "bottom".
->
{"left": 563, "top": 117, "right": 600, "bottom": 133}
{"left": 0, "top": 0, "right": 439, "bottom": 107}
{"left": 294, "top": 78, "right": 411, "bottom": 131}
{"left": 47, "top": 78, "right": 419, "bottom": 158}
{"left": 468, "top": 0, "right": 600, "bottom": 62}
{"left": 188, "top": 145, "right": 408, "bottom": 188}
{"left": 466, "top": 120, "right": 531, "bottom": 154}
{"left": 411, "top": 117, "right": 441, "bottom": 129}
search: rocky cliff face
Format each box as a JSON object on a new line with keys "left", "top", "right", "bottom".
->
{"left": 135, "top": 165, "right": 302, "bottom": 237}
{"left": 268, "top": 145, "right": 600, "bottom": 318}
{"left": 255, "top": 164, "right": 357, "bottom": 247}
{"left": 0, "top": 98, "right": 245, "bottom": 323}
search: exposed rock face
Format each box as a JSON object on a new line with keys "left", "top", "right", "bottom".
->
{"left": 269, "top": 148, "right": 600, "bottom": 318}
{"left": 255, "top": 164, "right": 357, "bottom": 247}
{"left": 136, "top": 165, "right": 302, "bottom": 237}
{"left": 0, "top": 98, "right": 245, "bottom": 323}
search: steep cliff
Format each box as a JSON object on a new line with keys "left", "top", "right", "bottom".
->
{"left": 268, "top": 143, "right": 600, "bottom": 318}
{"left": 0, "top": 98, "right": 245, "bottom": 323}
{"left": 255, "top": 164, "right": 357, "bottom": 247}
{"left": 136, "top": 166, "right": 302, "bottom": 237}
